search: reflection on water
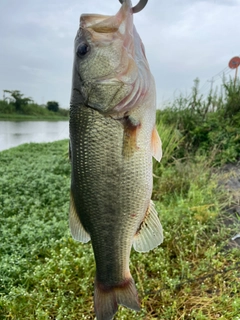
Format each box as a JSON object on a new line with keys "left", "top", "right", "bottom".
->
{"left": 0, "top": 121, "right": 69, "bottom": 151}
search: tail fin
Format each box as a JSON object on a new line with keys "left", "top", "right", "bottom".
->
{"left": 94, "top": 277, "right": 141, "bottom": 320}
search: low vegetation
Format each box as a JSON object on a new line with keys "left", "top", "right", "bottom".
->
{"left": 158, "top": 78, "right": 240, "bottom": 165}
{"left": 0, "top": 78, "right": 239, "bottom": 319}
{"left": 0, "top": 90, "right": 69, "bottom": 120}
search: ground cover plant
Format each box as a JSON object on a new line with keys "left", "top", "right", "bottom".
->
{"left": 0, "top": 77, "right": 240, "bottom": 319}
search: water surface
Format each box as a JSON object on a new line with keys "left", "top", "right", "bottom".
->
{"left": 0, "top": 121, "right": 69, "bottom": 152}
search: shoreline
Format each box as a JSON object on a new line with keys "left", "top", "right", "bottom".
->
{"left": 0, "top": 115, "right": 69, "bottom": 121}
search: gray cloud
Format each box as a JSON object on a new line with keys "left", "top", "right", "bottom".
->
{"left": 0, "top": 0, "right": 239, "bottom": 108}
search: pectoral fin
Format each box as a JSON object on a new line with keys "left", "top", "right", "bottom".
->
{"left": 121, "top": 115, "right": 141, "bottom": 157}
{"left": 69, "top": 193, "right": 91, "bottom": 243}
{"left": 151, "top": 126, "right": 162, "bottom": 162}
{"left": 133, "top": 201, "right": 163, "bottom": 252}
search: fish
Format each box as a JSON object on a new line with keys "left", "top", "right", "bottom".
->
{"left": 69, "top": 0, "right": 163, "bottom": 319}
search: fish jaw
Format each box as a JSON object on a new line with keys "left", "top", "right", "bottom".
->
{"left": 71, "top": 0, "right": 152, "bottom": 116}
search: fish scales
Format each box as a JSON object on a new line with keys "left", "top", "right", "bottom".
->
{"left": 69, "top": 0, "right": 163, "bottom": 319}
{"left": 70, "top": 104, "right": 152, "bottom": 282}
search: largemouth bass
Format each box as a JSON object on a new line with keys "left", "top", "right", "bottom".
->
{"left": 69, "top": 1, "right": 163, "bottom": 319}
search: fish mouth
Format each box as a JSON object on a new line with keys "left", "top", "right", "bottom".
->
{"left": 80, "top": 14, "right": 120, "bottom": 34}
{"left": 80, "top": 0, "right": 132, "bottom": 33}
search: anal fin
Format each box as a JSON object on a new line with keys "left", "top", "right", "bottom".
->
{"left": 133, "top": 201, "right": 163, "bottom": 252}
{"left": 69, "top": 192, "right": 91, "bottom": 243}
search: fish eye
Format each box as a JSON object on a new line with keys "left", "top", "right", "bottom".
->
{"left": 76, "top": 43, "right": 90, "bottom": 57}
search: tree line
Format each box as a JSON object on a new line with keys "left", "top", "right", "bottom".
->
{"left": 3, "top": 90, "right": 64, "bottom": 114}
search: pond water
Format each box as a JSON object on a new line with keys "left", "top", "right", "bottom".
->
{"left": 0, "top": 121, "right": 69, "bottom": 152}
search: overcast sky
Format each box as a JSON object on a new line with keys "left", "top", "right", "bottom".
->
{"left": 0, "top": 0, "right": 239, "bottom": 109}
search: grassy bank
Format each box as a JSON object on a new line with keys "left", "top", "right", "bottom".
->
{"left": 0, "top": 142, "right": 239, "bottom": 319}
{"left": 0, "top": 78, "right": 239, "bottom": 319}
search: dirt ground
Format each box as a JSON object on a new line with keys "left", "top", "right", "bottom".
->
{"left": 218, "top": 161, "right": 240, "bottom": 249}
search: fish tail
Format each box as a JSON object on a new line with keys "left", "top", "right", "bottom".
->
{"left": 94, "top": 276, "right": 141, "bottom": 320}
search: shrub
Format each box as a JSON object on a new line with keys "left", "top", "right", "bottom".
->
{"left": 46, "top": 101, "right": 59, "bottom": 112}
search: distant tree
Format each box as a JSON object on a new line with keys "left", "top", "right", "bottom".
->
{"left": 46, "top": 101, "right": 59, "bottom": 112}
{"left": 4, "top": 90, "right": 32, "bottom": 112}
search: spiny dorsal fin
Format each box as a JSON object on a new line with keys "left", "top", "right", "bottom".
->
{"left": 151, "top": 126, "right": 162, "bottom": 162}
{"left": 133, "top": 201, "right": 163, "bottom": 252}
{"left": 69, "top": 192, "right": 91, "bottom": 243}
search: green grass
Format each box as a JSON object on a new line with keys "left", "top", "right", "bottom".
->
{"left": 0, "top": 113, "right": 69, "bottom": 121}
{"left": 0, "top": 138, "right": 239, "bottom": 319}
